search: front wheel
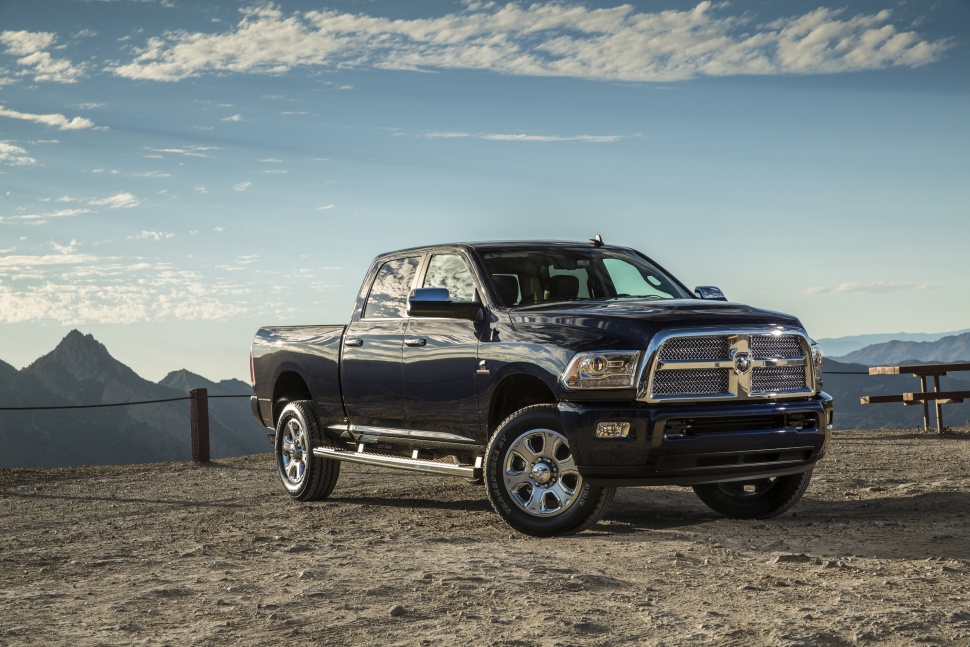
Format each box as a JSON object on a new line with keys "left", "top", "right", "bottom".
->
{"left": 275, "top": 401, "right": 340, "bottom": 501}
{"left": 692, "top": 470, "right": 813, "bottom": 519}
{"left": 485, "top": 405, "right": 615, "bottom": 537}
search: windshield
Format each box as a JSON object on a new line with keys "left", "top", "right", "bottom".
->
{"left": 479, "top": 247, "right": 692, "bottom": 307}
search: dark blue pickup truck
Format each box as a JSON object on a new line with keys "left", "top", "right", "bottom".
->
{"left": 250, "top": 239, "right": 833, "bottom": 536}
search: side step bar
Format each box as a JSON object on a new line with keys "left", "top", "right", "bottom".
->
{"left": 313, "top": 445, "right": 483, "bottom": 480}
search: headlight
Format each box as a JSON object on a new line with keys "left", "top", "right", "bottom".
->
{"left": 561, "top": 350, "right": 641, "bottom": 390}
{"left": 811, "top": 343, "right": 824, "bottom": 390}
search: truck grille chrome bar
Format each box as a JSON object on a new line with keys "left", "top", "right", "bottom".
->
{"left": 638, "top": 327, "right": 816, "bottom": 403}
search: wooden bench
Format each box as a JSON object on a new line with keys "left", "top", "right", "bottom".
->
{"left": 861, "top": 363, "right": 970, "bottom": 433}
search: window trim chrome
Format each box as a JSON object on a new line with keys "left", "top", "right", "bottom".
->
{"left": 637, "top": 326, "right": 818, "bottom": 404}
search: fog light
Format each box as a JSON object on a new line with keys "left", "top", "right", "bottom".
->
{"left": 595, "top": 422, "right": 631, "bottom": 438}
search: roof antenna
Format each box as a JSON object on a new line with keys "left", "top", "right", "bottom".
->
{"left": 588, "top": 234, "right": 604, "bottom": 247}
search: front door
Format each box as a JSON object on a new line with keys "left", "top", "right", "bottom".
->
{"left": 403, "top": 253, "right": 484, "bottom": 441}
{"left": 341, "top": 255, "right": 421, "bottom": 430}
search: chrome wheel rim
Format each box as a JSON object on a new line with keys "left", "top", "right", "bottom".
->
{"left": 503, "top": 428, "right": 582, "bottom": 518}
{"left": 280, "top": 417, "right": 308, "bottom": 485}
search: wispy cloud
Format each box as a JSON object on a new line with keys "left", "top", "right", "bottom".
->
{"left": 110, "top": 3, "right": 951, "bottom": 83}
{"left": 0, "top": 29, "right": 86, "bottom": 83}
{"left": 0, "top": 141, "right": 36, "bottom": 166}
{"left": 90, "top": 192, "right": 140, "bottom": 209}
{"left": 233, "top": 180, "right": 252, "bottom": 191}
{"left": 0, "top": 251, "right": 99, "bottom": 267}
{"left": 0, "top": 260, "right": 248, "bottom": 324}
{"left": 222, "top": 113, "right": 242, "bottom": 122}
{"left": 806, "top": 281, "right": 939, "bottom": 295}
{"left": 410, "top": 130, "right": 630, "bottom": 143}
{"left": 147, "top": 145, "right": 218, "bottom": 158}
{"left": 130, "top": 230, "right": 174, "bottom": 241}
{"left": 0, "top": 104, "right": 96, "bottom": 130}
{"left": 5, "top": 193, "right": 139, "bottom": 224}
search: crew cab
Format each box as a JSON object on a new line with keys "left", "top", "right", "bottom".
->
{"left": 250, "top": 238, "right": 833, "bottom": 536}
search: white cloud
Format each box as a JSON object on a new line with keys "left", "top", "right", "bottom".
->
{"left": 806, "top": 281, "right": 939, "bottom": 295}
{"left": 0, "top": 262, "right": 248, "bottom": 324}
{"left": 222, "top": 113, "right": 242, "bottom": 122}
{"left": 0, "top": 30, "right": 54, "bottom": 56}
{"left": 407, "top": 130, "right": 629, "bottom": 143}
{"left": 233, "top": 180, "right": 252, "bottom": 191}
{"left": 0, "top": 141, "right": 36, "bottom": 166}
{"left": 0, "top": 252, "right": 99, "bottom": 267}
{"left": 109, "top": 3, "right": 951, "bottom": 83}
{"left": 0, "top": 104, "right": 96, "bottom": 130}
{"left": 149, "top": 145, "right": 218, "bottom": 157}
{"left": 0, "top": 30, "right": 86, "bottom": 83}
{"left": 194, "top": 185, "right": 209, "bottom": 193}
{"left": 9, "top": 208, "right": 94, "bottom": 224}
{"left": 89, "top": 192, "right": 140, "bottom": 209}
{"left": 130, "top": 230, "right": 175, "bottom": 241}
{"left": 316, "top": 204, "right": 335, "bottom": 210}
{"left": 50, "top": 239, "right": 78, "bottom": 254}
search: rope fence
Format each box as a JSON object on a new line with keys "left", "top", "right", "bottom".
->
{"left": 0, "top": 389, "right": 250, "bottom": 463}
{"left": 0, "top": 394, "right": 248, "bottom": 411}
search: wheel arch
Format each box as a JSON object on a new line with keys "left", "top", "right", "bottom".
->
{"left": 487, "top": 372, "right": 558, "bottom": 435}
{"left": 272, "top": 370, "right": 313, "bottom": 427}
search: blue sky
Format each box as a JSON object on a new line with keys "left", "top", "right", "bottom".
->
{"left": 1, "top": 0, "right": 967, "bottom": 382}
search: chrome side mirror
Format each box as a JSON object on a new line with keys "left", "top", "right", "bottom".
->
{"left": 694, "top": 285, "right": 727, "bottom": 301}
{"left": 408, "top": 288, "right": 483, "bottom": 320}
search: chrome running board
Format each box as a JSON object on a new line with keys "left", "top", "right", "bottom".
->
{"left": 313, "top": 445, "right": 482, "bottom": 479}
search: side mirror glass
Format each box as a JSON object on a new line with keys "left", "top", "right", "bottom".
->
{"left": 694, "top": 285, "right": 727, "bottom": 301}
{"left": 408, "top": 288, "right": 483, "bottom": 321}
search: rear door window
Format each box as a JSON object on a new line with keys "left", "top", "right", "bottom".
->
{"left": 363, "top": 256, "right": 421, "bottom": 319}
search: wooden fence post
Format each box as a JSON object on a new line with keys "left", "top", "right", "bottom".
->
{"left": 189, "top": 388, "right": 210, "bottom": 463}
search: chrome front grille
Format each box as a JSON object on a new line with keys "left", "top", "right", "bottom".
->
{"left": 751, "top": 365, "right": 807, "bottom": 393}
{"left": 640, "top": 329, "right": 815, "bottom": 403}
{"left": 751, "top": 335, "right": 803, "bottom": 359}
{"left": 652, "top": 369, "right": 730, "bottom": 396}
{"left": 658, "top": 336, "right": 730, "bottom": 362}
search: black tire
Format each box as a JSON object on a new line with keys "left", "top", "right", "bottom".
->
{"left": 275, "top": 401, "right": 340, "bottom": 501}
{"left": 485, "top": 405, "right": 615, "bottom": 537}
{"left": 692, "top": 470, "right": 813, "bottom": 519}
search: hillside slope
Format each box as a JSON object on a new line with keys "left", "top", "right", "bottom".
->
{"left": 0, "top": 331, "right": 267, "bottom": 468}
{"left": 837, "top": 332, "right": 970, "bottom": 366}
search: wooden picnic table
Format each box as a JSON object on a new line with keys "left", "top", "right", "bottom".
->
{"left": 862, "top": 362, "right": 970, "bottom": 433}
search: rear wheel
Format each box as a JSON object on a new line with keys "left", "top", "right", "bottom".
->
{"left": 485, "top": 405, "right": 615, "bottom": 537}
{"left": 692, "top": 471, "right": 812, "bottom": 519}
{"left": 275, "top": 401, "right": 340, "bottom": 501}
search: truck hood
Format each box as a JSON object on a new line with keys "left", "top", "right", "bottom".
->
{"left": 508, "top": 299, "right": 804, "bottom": 348}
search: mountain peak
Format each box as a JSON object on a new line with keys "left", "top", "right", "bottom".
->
{"left": 24, "top": 330, "right": 143, "bottom": 398}
{"left": 159, "top": 369, "right": 216, "bottom": 392}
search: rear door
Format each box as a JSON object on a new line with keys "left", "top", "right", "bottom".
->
{"left": 403, "top": 252, "right": 486, "bottom": 441}
{"left": 341, "top": 255, "right": 421, "bottom": 430}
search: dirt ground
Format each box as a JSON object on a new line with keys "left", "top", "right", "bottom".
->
{"left": 2, "top": 427, "right": 969, "bottom": 646}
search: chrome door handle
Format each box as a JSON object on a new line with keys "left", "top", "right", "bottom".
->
{"left": 404, "top": 338, "right": 427, "bottom": 347}
{"left": 345, "top": 338, "right": 364, "bottom": 347}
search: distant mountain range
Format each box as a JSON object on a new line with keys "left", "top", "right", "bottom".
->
{"left": 3, "top": 329, "right": 969, "bottom": 470}
{"left": 834, "top": 332, "right": 970, "bottom": 366}
{"left": 0, "top": 331, "right": 270, "bottom": 469}
{"left": 817, "top": 329, "right": 970, "bottom": 358}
